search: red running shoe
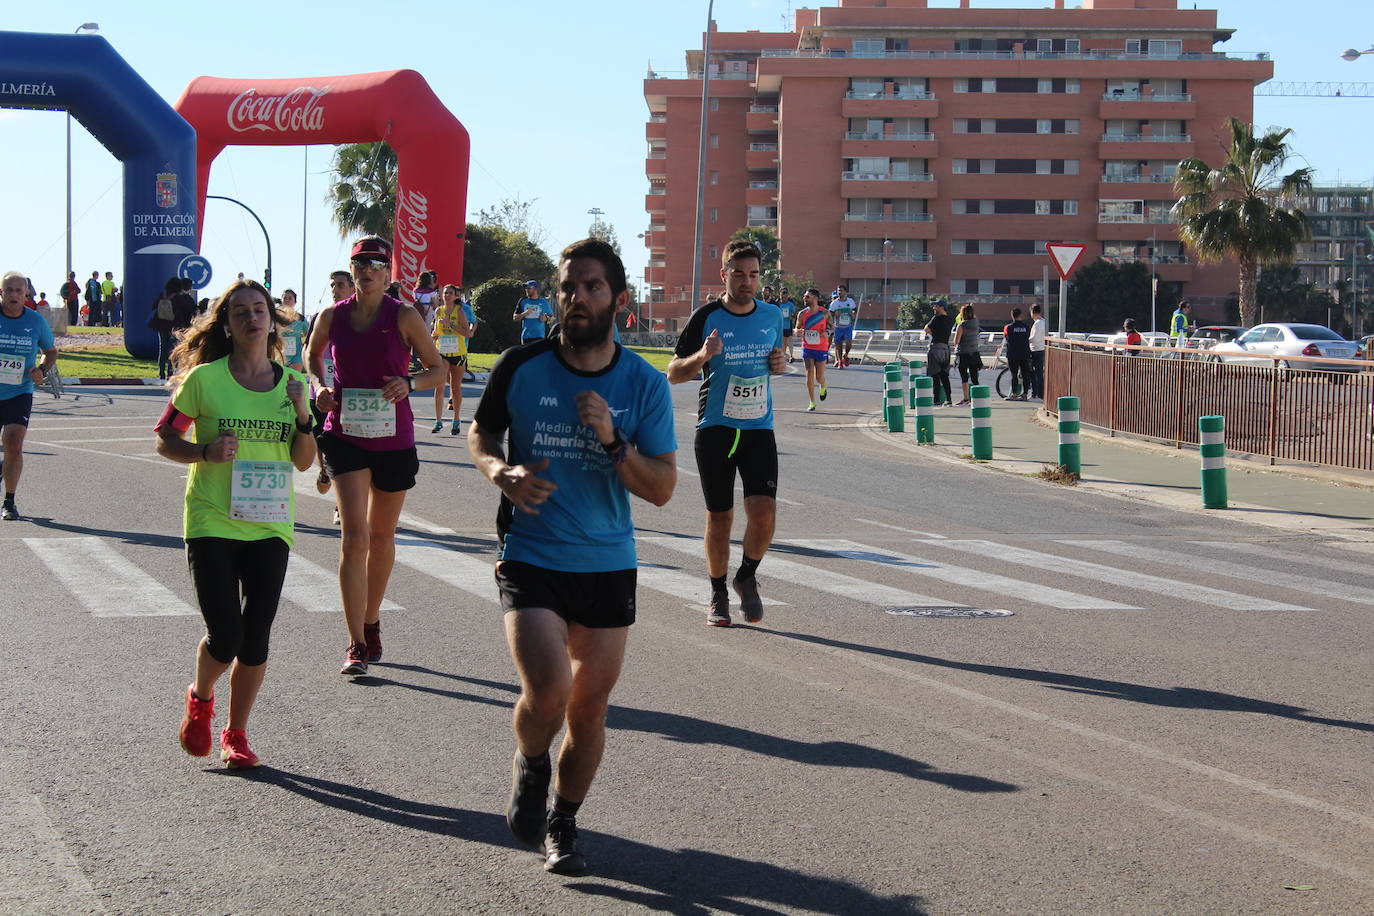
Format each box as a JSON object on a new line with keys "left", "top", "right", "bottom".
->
{"left": 364, "top": 621, "right": 382, "bottom": 663}
{"left": 178, "top": 685, "right": 214, "bottom": 757}
{"left": 341, "top": 641, "right": 368, "bottom": 676}
{"left": 220, "top": 728, "right": 260, "bottom": 768}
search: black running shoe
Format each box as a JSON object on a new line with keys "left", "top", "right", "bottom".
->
{"left": 507, "top": 752, "right": 552, "bottom": 847}
{"left": 1, "top": 500, "right": 19, "bottom": 522}
{"left": 733, "top": 573, "right": 763, "bottom": 623}
{"left": 543, "top": 813, "right": 587, "bottom": 876}
{"left": 707, "top": 590, "right": 731, "bottom": 627}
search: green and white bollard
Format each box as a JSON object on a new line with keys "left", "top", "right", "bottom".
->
{"left": 1199, "top": 415, "right": 1228, "bottom": 509}
{"left": 1057, "top": 396, "right": 1081, "bottom": 475}
{"left": 914, "top": 376, "right": 935, "bottom": 443}
{"left": 907, "top": 357, "right": 925, "bottom": 409}
{"left": 970, "top": 384, "right": 992, "bottom": 459}
{"left": 884, "top": 364, "right": 905, "bottom": 432}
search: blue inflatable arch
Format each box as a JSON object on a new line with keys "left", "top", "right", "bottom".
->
{"left": 0, "top": 31, "right": 198, "bottom": 359}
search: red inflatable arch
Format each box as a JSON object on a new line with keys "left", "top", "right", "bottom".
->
{"left": 174, "top": 69, "right": 469, "bottom": 291}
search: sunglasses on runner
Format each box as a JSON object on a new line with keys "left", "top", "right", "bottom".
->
{"left": 352, "top": 258, "right": 389, "bottom": 271}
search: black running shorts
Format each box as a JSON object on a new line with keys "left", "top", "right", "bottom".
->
{"left": 316, "top": 433, "right": 419, "bottom": 493}
{"left": 495, "top": 560, "right": 636, "bottom": 628}
{"left": 693, "top": 425, "right": 778, "bottom": 513}
{"left": 0, "top": 393, "right": 34, "bottom": 428}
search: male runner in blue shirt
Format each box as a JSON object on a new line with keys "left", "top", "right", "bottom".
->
{"left": 469, "top": 238, "right": 677, "bottom": 877}
{"left": 514, "top": 280, "right": 554, "bottom": 344}
{"left": 668, "top": 239, "right": 787, "bottom": 626}
{"left": 0, "top": 271, "right": 58, "bottom": 521}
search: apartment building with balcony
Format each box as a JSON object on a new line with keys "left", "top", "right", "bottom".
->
{"left": 1290, "top": 184, "right": 1374, "bottom": 311}
{"left": 643, "top": 0, "right": 1273, "bottom": 327}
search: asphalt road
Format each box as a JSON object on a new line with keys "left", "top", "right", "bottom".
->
{"left": 2, "top": 364, "right": 1371, "bottom": 915}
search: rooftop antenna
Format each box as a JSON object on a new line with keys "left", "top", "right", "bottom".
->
{"left": 782, "top": 1, "right": 792, "bottom": 30}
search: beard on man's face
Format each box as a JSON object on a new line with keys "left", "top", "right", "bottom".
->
{"left": 561, "top": 303, "right": 615, "bottom": 349}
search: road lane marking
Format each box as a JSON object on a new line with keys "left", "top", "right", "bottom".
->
{"left": 1200, "top": 541, "right": 1374, "bottom": 578}
{"left": 393, "top": 535, "right": 500, "bottom": 601}
{"left": 922, "top": 540, "right": 1311, "bottom": 611}
{"left": 788, "top": 538, "right": 1136, "bottom": 609}
{"left": 0, "top": 792, "right": 107, "bottom": 913}
{"left": 40, "top": 437, "right": 155, "bottom": 444}
{"left": 854, "top": 518, "right": 946, "bottom": 538}
{"left": 283, "top": 553, "right": 400, "bottom": 614}
{"left": 636, "top": 561, "right": 786, "bottom": 606}
{"left": 1064, "top": 539, "right": 1374, "bottom": 607}
{"left": 643, "top": 535, "right": 952, "bottom": 608}
{"left": 23, "top": 537, "right": 195, "bottom": 617}
{"left": 27, "top": 440, "right": 170, "bottom": 467}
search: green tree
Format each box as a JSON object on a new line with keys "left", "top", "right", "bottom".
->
{"left": 897, "top": 294, "right": 945, "bottom": 330}
{"left": 327, "top": 142, "right": 398, "bottom": 239}
{"left": 587, "top": 213, "right": 622, "bottom": 255}
{"left": 1256, "top": 265, "right": 1341, "bottom": 328}
{"left": 1065, "top": 259, "right": 1162, "bottom": 333}
{"left": 477, "top": 196, "right": 547, "bottom": 248}
{"left": 469, "top": 278, "right": 527, "bottom": 353}
{"left": 728, "top": 226, "right": 781, "bottom": 274}
{"left": 1173, "top": 118, "right": 1313, "bottom": 327}
{"left": 462, "top": 224, "right": 555, "bottom": 291}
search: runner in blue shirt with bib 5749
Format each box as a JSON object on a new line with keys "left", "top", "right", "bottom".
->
{"left": 0, "top": 270, "right": 58, "bottom": 521}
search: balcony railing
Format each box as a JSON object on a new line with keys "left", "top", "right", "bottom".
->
{"left": 748, "top": 143, "right": 778, "bottom": 151}
{"left": 1101, "top": 173, "right": 1177, "bottom": 183}
{"left": 748, "top": 181, "right": 779, "bottom": 189}
{"left": 843, "top": 131, "right": 936, "bottom": 141}
{"left": 1101, "top": 134, "right": 1192, "bottom": 143}
{"left": 764, "top": 48, "right": 1269, "bottom": 62}
{"left": 647, "top": 188, "right": 666, "bottom": 196}
{"left": 842, "top": 252, "right": 934, "bottom": 262}
{"left": 749, "top": 104, "right": 779, "bottom": 113}
{"left": 844, "top": 213, "right": 935, "bottom": 222}
{"left": 1107, "top": 254, "right": 1190, "bottom": 264}
{"left": 647, "top": 151, "right": 666, "bottom": 159}
{"left": 844, "top": 90, "right": 935, "bottom": 100}
{"left": 649, "top": 114, "right": 667, "bottom": 123}
{"left": 1098, "top": 213, "right": 1178, "bottom": 224}
{"left": 1101, "top": 92, "right": 1193, "bottom": 102}
{"left": 747, "top": 218, "right": 778, "bottom": 227}
{"left": 842, "top": 171, "right": 935, "bottom": 181}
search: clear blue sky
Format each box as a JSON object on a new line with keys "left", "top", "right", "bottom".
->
{"left": 2, "top": 0, "right": 1370, "bottom": 311}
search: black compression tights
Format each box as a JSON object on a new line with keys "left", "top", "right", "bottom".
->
{"left": 185, "top": 536, "right": 290, "bottom": 666}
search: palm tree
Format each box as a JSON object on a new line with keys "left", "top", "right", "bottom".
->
{"left": 1172, "top": 118, "right": 1313, "bottom": 328}
{"left": 327, "top": 142, "right": 398, "bottom": 240}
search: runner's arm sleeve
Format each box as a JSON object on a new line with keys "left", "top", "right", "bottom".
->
{"left": 673, "top": 307, "right": 708, "bottom": 358}
{"left": 631, "top": 371, "right": 678, "bottom": 457}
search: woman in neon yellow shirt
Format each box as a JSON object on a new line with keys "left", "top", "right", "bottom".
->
{"left": 154, "top": 279, "right": 316, "bottom": 769}
{"left": 430, "top": 283, "right": 473, "bottom": 435}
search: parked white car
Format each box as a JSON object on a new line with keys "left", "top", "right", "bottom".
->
{"left": 1209, "top": 323, "right": 1360, "bottom": 372}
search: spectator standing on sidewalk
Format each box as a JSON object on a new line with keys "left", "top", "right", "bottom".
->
{"left": 1028, "top": 304, "right": 1046, "bottom": 402}
{"left": 924, "top": 300, "right": 953, "bottom": 407}
{"left": 1002, "top": 307, "right": 1032, "bottom": 401}
{"left": 85, "top": 270, "right": 102, "bottom": 326}
{"left": 60, "top": 272, "right": 80, "bottom": 326}
{"left": 953, "top": 304, "right": 982, "bottom": 407}
{"left": 1169, "top": 300, "right": 1193, "bottom": 350}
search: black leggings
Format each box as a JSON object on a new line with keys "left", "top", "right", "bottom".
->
{"left": 186, "top": 536, "right": 290, "bottom": 666}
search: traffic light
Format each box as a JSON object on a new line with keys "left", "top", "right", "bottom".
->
{"left": 263, "top": 267, "right": 272, "bottom": 290}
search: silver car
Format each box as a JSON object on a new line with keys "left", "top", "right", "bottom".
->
{"left": 1209, "top": 323, "right": 1360, "bottom": 372}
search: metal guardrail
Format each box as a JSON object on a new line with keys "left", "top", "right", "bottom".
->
{"left": 1045, "top": 338, "right": 1374, "bottom": 472}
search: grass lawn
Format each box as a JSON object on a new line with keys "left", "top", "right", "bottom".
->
{"left": 55, "top": 342, "right": 673, "bottom": 379}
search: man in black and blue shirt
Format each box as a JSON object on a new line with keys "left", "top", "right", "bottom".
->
{"left": 668, "top": 239, "right": 787, "bottom": 627}
{"left": 469, "top": 238, "right": 677, "bottom": 877}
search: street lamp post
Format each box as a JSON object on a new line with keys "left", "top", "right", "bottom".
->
{"left": 65, "top": 22, "right": 99, "bottom": 280}
{"left": 1340, "top": 45, "right": 1374, "bottom": 62}
{"left": 690, "top": 0, "right": 715, "bottom": 312}
{"left": 1148, "top": 235, "right": 1157, "bottom": 337}
{"left": 207, "top": 195, "right": 272, "bottom": 293}
{"left": 882, "top": 238, "right": 893, "bottom": 328}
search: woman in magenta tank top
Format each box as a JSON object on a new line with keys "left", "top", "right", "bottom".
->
{"left": 306, "top": 236, "right": 447, "bottom": 676}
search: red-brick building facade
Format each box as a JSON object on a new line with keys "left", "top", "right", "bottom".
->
{"left": 643, "top": 0, "right": 1272, "bottom": 328}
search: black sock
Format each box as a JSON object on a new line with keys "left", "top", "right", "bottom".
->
{"left": 3, "top": 492, "right": 13, "bottom": 504}
{"left": 710, "top": 574, "right": 727, "bottom": 594}
{"left": 736, "top": 554, "right": 761, "bottom": 581}
{"left": 552, "top": 795, "right": 581, "bottom": 818}
{"left": 518, "top": 751, "right": 551, "bottom": 775}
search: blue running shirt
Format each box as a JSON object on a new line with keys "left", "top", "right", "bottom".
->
{"left": 673, "top": 299, "right": 783, "bottom": 430}
{"left": 517, "top": 297, "right": 553, "bottom": 339}
{"left": 0, "top": 308, "right": 55, "bottom": 399}
{"left": 474, "top": 340, "right": 677, "bottom": 572}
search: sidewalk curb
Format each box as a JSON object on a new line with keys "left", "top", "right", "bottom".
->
{"left": 857, "top": 410, "right": 1374, "bottom": 543}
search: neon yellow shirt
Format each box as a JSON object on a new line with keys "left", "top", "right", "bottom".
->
{"left": 432, "top": 301, "right": 471, "bottom": 356}
{"left": 171, "top": 358, "right": 305, "bottom": 545}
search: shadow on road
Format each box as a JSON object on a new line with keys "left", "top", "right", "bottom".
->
{"left": 216, "top": 769, "right": 927, "bottom": 914}
{"left": 771, "top": 630, "right": 1374, "bottom": 734}
{"left": 23, "top": 516, "right": 183, "bottom": 549}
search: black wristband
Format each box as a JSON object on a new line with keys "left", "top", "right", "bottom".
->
{"left": 406, "top": 375, "right": 415, "bottom": 391}
{"left": 201, "top": 442, "right": 211, "bottom": 462}
{"left": 296, "top": 418, "right": 313, "bottom": 434}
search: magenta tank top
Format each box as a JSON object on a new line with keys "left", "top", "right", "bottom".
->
{"left": 322, "top": 295, "right": 415, "bottom": 450}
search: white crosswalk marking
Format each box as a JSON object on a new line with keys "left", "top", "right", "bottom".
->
{"left": 642, "top": 535, "right": 952, "bottom": 608}
{"left": 283, "top": 553, "right": 401, "bottom": 614}
{"left": 393, "top": 536, "right": 500, "bottom": 601}
{"left": 923, "top": 540, "right": 1311, "bottom": 612}
{"left": 636, "top": 561, "right": 786, "bottom": 606}
{"left": 24, "top": 537, "right": 195, "bottom": 617}
{"left": 788, "top": 539, "right": 1136, "bottom": 609}
{"left": 1199, "top": 541, "right": 1374, "bottom": 578}
{"left": 1064, "top": 540, "right": 1374, "bottom": 607}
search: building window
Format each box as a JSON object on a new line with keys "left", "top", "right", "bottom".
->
{"left": 1126, "top": 39, "right": 1142, "bottom": 55}
{"left": 709, "top": 208, "right": 718, "bottom": 223}
{"left": 710, "top": 170, "right": 719, "bottom": 185}
{"left": 710, "top": 134, "right": 719, "bottom": 149}
{"left": 710, "top": 98, "right": 719, "bottom": 111}
{"left": 709, "top": 246, "right": 718, "bottom": 260}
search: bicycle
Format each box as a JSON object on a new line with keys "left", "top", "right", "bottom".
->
{"left": 987, "top": 349, "right": 1029, "bottom": 400}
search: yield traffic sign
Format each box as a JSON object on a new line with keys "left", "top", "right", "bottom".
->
{"left": 1045, "top": 243, "right": 1088, "bottom": 280}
